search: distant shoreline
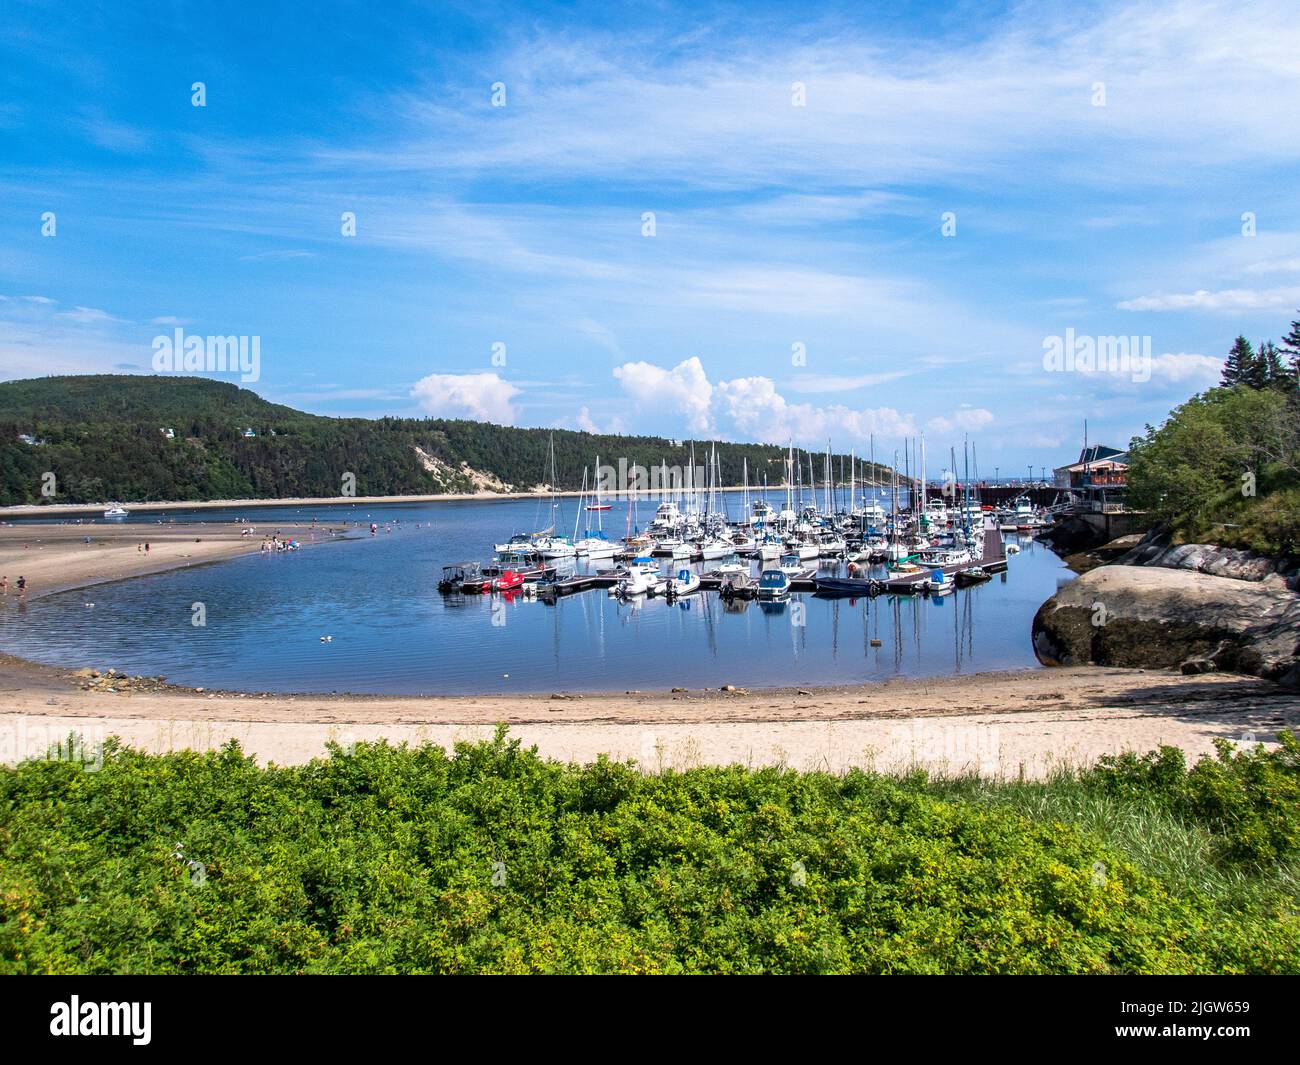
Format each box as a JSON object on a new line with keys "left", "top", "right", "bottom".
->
{"left": 0, "top": 483, "right": 906, "bottom": 519}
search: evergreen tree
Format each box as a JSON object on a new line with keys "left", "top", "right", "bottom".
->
{"left": 1282, "top": 311, "right": 1300, "bottom": 381}
{"left": 1256, "top": 340, "right": 1290, "bottom": 390}
{"left": 1221, "top": 335, "right": 1256, "bottom": 386}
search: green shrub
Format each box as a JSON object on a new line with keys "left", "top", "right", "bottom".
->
{"left": 1, "top": 731, "right": 1297, "bottom": 974}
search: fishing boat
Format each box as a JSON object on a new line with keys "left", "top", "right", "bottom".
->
{"left": 103, "top": 506, "right": 129, "bottom": 518}
{"left": 438, "top": 562, "right": 482, "bottom": 595}
{"left": 756, "top": 568, "right": 792, "bottom": 600}
{"left": 955, "top": 566, "right": 992, "bottom": 587}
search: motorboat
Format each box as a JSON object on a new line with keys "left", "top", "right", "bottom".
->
{"left": 919, "top": 569, "right": 955, "bottom": 596}
{"left": 438, "top": 561, "right": 482, "bottom": 594}
{"left": 611, "top": 558, "right": 662, "bottom": 597}
{"left": 664, "top": 568, "right": 701, "bottom": 599}
{"left": 103, "top": 506, "right": 129, "bottom": 518}
{"left": 814, "top": 574, "right": 881, "bottom": 597}
{"left": 756, "top": 568, "right": 792, "bottom": 600}
{"left": 492, "top": 532, "right": 535, "bottom": 554}
{"left": 534, "top": 535, "right": 577, "bottom": 559}
{"left": 955, "top": 566, "right": 992, "bottom": 586}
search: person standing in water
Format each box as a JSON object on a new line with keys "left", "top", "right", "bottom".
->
{"left": 16, "top": 576, "right": 26, "bottom": 595}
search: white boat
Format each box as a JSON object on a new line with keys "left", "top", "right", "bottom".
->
{"left": 611, "top": 558, "right": 662, "bottom": 597}
{"left": 534, "top": 535, "right": 577, "bottom": 559}
{"left": 786, "top": 539, "right": 819, "bottom": 561}
{"left": 103, "top": 507, "right": 129, "bottom": 518}
{"left": 664, "top": 568, "right": 701, "bottom": 598}
{"left": 777, "top": 553, "right": 811, "bottom": 578}
{"left": 921, "top": 570, "right": 955, "bottom": 596}
{"left": 574, "top": 532, "right": 617, "bottom": 559}
{"left": 493, "top": 533, "right": 535, "bottom": 554}
{"left": 697, "top": 538, "right": 732, "bottom": 561}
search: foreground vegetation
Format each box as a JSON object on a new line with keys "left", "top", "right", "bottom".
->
{"left": 0, "top": 375, "right": 881, "bottom": 505}
{"left": 2, "top": 730, "right": 1298, "bottom": 974}
{"left": 1126, "top": 316, "right": 1300, "bottom": 555}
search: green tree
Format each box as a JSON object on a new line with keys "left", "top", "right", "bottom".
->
{"left": 1221, "top": 336, "right": 1256, "bottom": 387}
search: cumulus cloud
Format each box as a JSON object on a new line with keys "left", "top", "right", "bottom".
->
{"left": 1117, "top": 287, "right": 1300, "bottom": 311}
{"left": 613, "top": 357, "right": 916, "bottom": 448}
{"left": 1149, "top": 352, "right": 1222, "bottom": 384}
{"left": 612, "top": 357, "right": 714, "bottom": 433}
{"left": 410, "top": 372, "right": 521, "bottom": 425}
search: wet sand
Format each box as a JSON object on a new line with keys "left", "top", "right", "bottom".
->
{"left": 0, "top": 520, "right": 352, "bottom": 600}
{"left": 1, "top": 522, "right": 1296, "bottom": 776}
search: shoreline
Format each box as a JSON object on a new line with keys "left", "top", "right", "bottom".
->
{"left": 3, "top": 520, "right": 1296, "bottom": 775}
{"left": 0, "top": 482, "right": 910, "bottom": 519}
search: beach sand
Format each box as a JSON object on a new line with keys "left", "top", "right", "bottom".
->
{"left": 1, "top": 522, "right": 1296, "bottom": 777}
{"left": 0, "top": 519, "right": 352, "bottom": 600}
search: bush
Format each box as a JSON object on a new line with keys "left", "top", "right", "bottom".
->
{"left": 1, "top": 731, "right": 1297, "bottom": 974}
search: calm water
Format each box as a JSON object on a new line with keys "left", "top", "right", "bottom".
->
{"left": 0, "top": 494, "right": 1074, "bottom": 694}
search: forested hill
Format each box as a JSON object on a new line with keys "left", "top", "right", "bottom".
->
{"left": 0, "top": 375, "right": 888, "bottom": 506}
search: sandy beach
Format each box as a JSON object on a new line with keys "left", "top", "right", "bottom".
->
{"left": 1, "top": 521, "right": 1296, "bottom": 776}
{"left": 0, "top": 519, "right": 353, "bottom": 600}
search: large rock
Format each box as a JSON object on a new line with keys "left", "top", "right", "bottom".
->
{"left": 1115, "top": 529, "right": 1299, "bottom": 590}
{"left": 1032, "top": 565, "right": 1300, "bottom": 688}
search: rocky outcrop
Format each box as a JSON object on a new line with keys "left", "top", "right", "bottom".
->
{"left": 1115, "top": 529, "right": 1299, "bottom": 590}
{"left": 1032, "top": 565, "right": 1300, "bottom": 688}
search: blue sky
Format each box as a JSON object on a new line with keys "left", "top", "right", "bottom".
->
{"left": 2, "top": 0, "right": 1298, "bottom": 475}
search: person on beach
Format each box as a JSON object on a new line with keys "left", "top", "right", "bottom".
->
{"left": 144, "top": 543, "right": 150, "bottom": 554}
{"left": 16, "top": 576, "right": 26, "bottom": 595}
{"left": 1, "top": 576, "right": 7, "bottom": 594}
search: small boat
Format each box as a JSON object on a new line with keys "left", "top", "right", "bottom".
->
{"left": 1006, "top": 543, "right": 1021, "bottom": 555}
{"left": 611, "top": 558, "right": 662, "bottom": 597}
{"left": 664, "top": 568, "right": 701, "bottom": 599}
{"left": 492, "top": 570, "right": 526, "bottom": 591}
{"left": 585, "top": 503, "right": 612, "bottom": 511}
{"left": 955, "top": 567, "right": 991, "bottom": 587}
{"left": 438, "top": 561, "right": 482, "bottom": 594}
{"left": 756, "top": 568, "right": 792, "bottom": 600}
{"left": 720, "top": 571, "right": 756, "bottom": 599}
{"left": 920, "top": 569, "right": 955, "bottom": 596}
{"left": 103, "top": 506, "right": 129, "bottom": 518}
{"left": 492, "top": 533, "right": 535, "bottom": 554}
{"left": 814, "top": 575, "right": 881, "bottom": 597}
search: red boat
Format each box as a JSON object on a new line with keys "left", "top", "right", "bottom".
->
{"left": 585, "top": 503, "right": 612, "bottom": 511}
{"left": 492, "top": 570, "right": 526, "bottom": 591}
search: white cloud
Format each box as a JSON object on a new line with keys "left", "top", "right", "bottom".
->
{"left": 57, "top": 306, "right": 127, "bottom": 324}
{"left": 410, "top": 372, "right": 521, "bottom": 425}
{"left": 1117, "top": 287, "right": 1300, "bottom": 311}
{"left": 926, "top": 408, "right": 995, "bottom": 435}
{"left": 1245, "top": 258, "right": 1300, "bottom": 275}
{"left": 783, "top": 369, "right": 914, "bottom": 393}
{"left": 613, "top": 357, "right": 916, "bottom": 448}
{"left": 1149, "top": 352, "right": 1222, "bottom": 384}
{"left": 612, "top": 357, "right": 714, "bottom": 434}
{"left": 150, "top": 315, "right": 193, "bottom": 326}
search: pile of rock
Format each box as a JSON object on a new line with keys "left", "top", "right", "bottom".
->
{"left": 72, "top": 667, "right": 171, "bottom": 694}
